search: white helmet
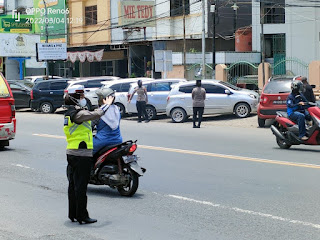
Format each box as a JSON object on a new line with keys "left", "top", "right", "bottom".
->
{"left": 67, "top": 84, "right": 85, "bottom": 94}
{"left": 64, "top": 84, "right": 87, "bottom": 107}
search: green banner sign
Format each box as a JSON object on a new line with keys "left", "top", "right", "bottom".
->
{"left": 0, "top": 15, "right": 34, "bottom": 33}
{"left": 33, "top": 0, "right": 67, "bottom": 43}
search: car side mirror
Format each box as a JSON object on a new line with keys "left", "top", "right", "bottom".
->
{"left": 311, "top": 84, "right": 316, "bottom": 89}
{"left": 225, "top": 89, "right": 231, "bottom": 95}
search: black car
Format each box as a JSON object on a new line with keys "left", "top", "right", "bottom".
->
{"left": 7, "top": 80, "right": 32, "bottom": 108}
{"left": 30, "top": 79, "right": 69, "bottom": 113}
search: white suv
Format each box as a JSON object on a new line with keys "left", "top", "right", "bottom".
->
{"left": 166, "top": 80, "right": 259, "bottom": 123}
{"left": 100, "top": 78, "right": 149, "bottom": 116}
{"left": 127, "top": 78, "right": 186, "bottom": 119}
{"left": 67, "top": 76, "right": 119, "bottom": 109}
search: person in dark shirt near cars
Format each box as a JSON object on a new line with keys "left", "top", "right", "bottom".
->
{"left": 192, "top": 80, "right": 206, "bottom": 128}
{"left": 299, "top": 76, "right": 316, "bottom": 103}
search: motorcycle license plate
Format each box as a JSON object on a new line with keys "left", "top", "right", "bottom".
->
{"left": 123, "top": 155, "right": 138, "bottom": 164}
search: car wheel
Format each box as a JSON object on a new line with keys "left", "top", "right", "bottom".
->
{"left": 40, "top": 102, "right": 54, "bottom": 113}
{"left": 234, "top": 103, "right": 251, "bottom": 118}
{"left": 258, "top": 117, "right": 266, "bottom": 127}
{"left": 171, "top": 107, "right": 187, "bottom": 123}
{"left": 146, "top": 105, "right": 156, "bottom": 120}
{"left": 115, "top": 103, "right": 126, "bottom": 117}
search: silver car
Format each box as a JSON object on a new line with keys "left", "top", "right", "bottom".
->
{"left": 166, "top": 80, "right": 259, "bottom": 123}
{"left": 127, "top": 78, "right": 187, "bottom": 119}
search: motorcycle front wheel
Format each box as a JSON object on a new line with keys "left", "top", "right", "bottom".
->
{"left": 117, "top": 167, "right": 139, "bottom": 197}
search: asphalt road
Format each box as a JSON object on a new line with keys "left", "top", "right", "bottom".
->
{"left": 1, "top": 110, "right": 320, "bottom": 240}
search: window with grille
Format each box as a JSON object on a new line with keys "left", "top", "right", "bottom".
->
{"left": 261, "top": 1, "right": 285, "bottom": 24}
{"left": 85, "top": 5, "right": 97, "bottom": 25}
{"left": 170, "top": 0, "right": 190, "bottom": 17}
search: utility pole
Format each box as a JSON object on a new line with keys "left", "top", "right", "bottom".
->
{"left": 201, "top": 0, "right": 206, "bottom": 79}
{"left": 183, "top": 0, "right": 186, "bottom": 79}
{"left": 43, "top": 0, "right": 49, "bottom": 78}
{"left": 260, "top": 1, "right": 266, "bottom": 86}
{"left": 211, "top": 1, "right": 215, "bottom": 80}
{"left": 231, "top": 2, "right": 239, "bottom": 34}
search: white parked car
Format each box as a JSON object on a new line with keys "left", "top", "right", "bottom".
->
{"left": 100, "top": 78, "right": 153, "bottom": 116}
{"left": 24, "top": 75, "right": 62, "bottom": 84}
{"left": 166, "top": 80, "right": 259, "bottom": 123}
{"left": 67, "top": 76, "right": 119, "bottom": 109}
{"left": 127, "top": 78, "right": 187, "bottom": 119}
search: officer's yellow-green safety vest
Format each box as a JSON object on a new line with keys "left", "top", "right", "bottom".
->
{"left": 63, "top": 116, "right": 93, "bottom": 149}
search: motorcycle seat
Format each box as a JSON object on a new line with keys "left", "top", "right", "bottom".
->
{"left": 94, "top": 143, "right": 122, "bottom": 158}
{"left": 277, "top": 111, "right": 288, "bottom": 118}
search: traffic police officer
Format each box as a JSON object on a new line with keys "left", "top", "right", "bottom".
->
{"left": 64, "top": 84, "right": 114, "bottom": 224}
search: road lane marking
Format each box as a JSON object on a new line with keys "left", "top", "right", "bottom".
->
{"left": 12, "top": 164, "right": 33, "bottom": 170}
{"left": 33, "top": 133, "right": 320, "bottom": 169}
{"left": 167, "top": 194, "right": 320, "bottom": 229}
{"left": 139, "top": 145, "right": 320, "bottom": 169}
{"left": 33, "top": 133, "right": 65, "bottom": 139}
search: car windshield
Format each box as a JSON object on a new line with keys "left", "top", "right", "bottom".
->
{"left": 264, "top": 80, "right": 292, "bottom": 94}
{"left": 219, "top": 81, "right": 241, "bottom": 90}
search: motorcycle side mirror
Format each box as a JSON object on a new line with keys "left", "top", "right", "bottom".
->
{"left": 311, "top": 84, "right": 316, "bottom": 89}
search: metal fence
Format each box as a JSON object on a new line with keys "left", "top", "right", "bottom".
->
{"left": 271, "top": 57, "right": 309, "bottom": 78}
{"left": 225, "top": 61, "right": 259, "bottom": 86}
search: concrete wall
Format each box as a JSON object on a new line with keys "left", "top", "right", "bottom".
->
{"left": 155, "top": 0, "right": 203, "bottom": 41}
{"left": 252, "top": 0, "right": 320, "bottom": 64}
{"left": 5, "top": 59, "right": 20, "bottom": 80}
{"left": 69, "top": 0, "right": 111, "bottom": 47}
{"left": 166, "top": 65, "right": 184, "bottom": 79}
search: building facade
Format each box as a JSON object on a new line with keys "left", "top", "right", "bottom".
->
{"left": 64, "top": 0, "right": 127, "bottom": 78}
{"left": 252, "top": 0, "right": 320, "bottom": 71}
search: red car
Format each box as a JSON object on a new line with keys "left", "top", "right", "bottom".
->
{"left": 0, "top": 73, "right": 16, "bottom": 149}
{"left": 257, "top": 76, "right": 296, "bottom": 127}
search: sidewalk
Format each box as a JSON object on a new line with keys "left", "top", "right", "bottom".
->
{"left": 124, "top": 114, "right": 275, "bottom": 129}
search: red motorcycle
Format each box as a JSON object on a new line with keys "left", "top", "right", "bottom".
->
{"left": 89, "top": 140, "right": 146, "bottom": 196}
{"left": 271, "top": 102, "right": 320, "bottom": 149}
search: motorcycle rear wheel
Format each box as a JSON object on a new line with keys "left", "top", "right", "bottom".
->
{"left": 276, "top": 137, "right": 292, "bottom": 149}
{"left": 117, "top": 167, "right": 139, "bottom": 197}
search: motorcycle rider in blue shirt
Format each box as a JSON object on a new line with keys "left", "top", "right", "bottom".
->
{"left": 93, "top": 88, "right": 123, "bottom": 155}
{"left": 286, "top": 80, "right": 311, "bottom": 141}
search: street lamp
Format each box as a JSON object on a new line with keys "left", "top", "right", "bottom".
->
{"left": 231, "top": 2, "right": 239, "bottom": 34}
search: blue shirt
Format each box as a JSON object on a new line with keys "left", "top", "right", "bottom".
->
{"left": 286, "top": 93, "right": 308, "bottom": 116}
{"left": 93, "top": 117, "right": 122, "bottom": 155}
